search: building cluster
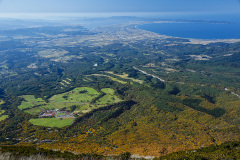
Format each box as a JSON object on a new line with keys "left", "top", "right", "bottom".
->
{"left": 39, "top": 110, "right": 57, "bottom": 118}
{"left": 39, "top": 109, "right": 75, "bottom": 119}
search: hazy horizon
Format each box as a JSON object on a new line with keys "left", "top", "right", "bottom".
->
{"left": 0, "top": 0, "right": 240, "bottom": 14}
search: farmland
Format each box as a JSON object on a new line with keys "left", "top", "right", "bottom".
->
{"left": 18, "top": 87, "right": 101, "bottom": 115}
{"left": 0, "top": 100, "right": 5, "bottom": 105}
{"left": 17, "top": 87, "right": 121, "bottom": 127}
{"left": 0, "top": 110, "right": 5, "bottom": 115}
{"left": 18, "top": 95, "right": 46, "bottom": 110}
{"left": 29, "top": 118, "right": 73, "bottom": 128}
{"left": 91, "top": 74, "right": 127, "bottom": 84}
{"left": 49, "top": 87, "right": 100, "bottom": 103}
{"left": 0, "top": 115, "right": 8, "bottom": 122}
{"left": 0, "top": 110, "right": 8, "bottom": 122}
{"left": 95, "top": 88, "right": 122, "bottom": 106}
{"left": 106, "top": 71, "right": 144, "bottom": 84}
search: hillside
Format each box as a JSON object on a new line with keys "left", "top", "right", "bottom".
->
{"left": 0, "top": 21, "right": 240, "bottom": 157}
{"left": 0, "top": 141, "right": 239, "bottom": 159}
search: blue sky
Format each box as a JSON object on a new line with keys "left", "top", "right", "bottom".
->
{"left": 0, "top": 0, "right": 240, "bottom": 13}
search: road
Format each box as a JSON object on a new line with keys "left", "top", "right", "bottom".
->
{"left": 133, "top": 66, "right": 165, "bottom": 82}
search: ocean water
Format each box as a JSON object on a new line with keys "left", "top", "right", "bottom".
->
{"left": 138, "top": 22, "right": 240, "bottom": 39}
{"left": 138, "top": 13, "right": 240, "bottom": 39}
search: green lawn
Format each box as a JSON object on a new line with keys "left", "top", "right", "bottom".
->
{"left": 0, "top": 115, "right": 8, "bottom": 122}
{"left": 29, "top": 118, "right": 73, "bottom": 128}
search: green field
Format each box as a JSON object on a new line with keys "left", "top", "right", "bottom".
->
{"left": 56, "top": 112, "right": 66, "bottom": 116}
{"left": 49, "top": 87, "right": 100, "bottom": 103}
{"left": 95, "top": 88, "right": 122, "bottom": 106}
{"left": 19, "top": 87, "right": 122, "bottom": 126}
{"left": 0, "top": 115, "right": 8, "bottom": 122}
{"left": 29, "top": 118, "right": 73, "bottom": 128}
{"left": 75, "top": 105, "right": 91, "bottom": 112}
{"left": 0, "top": 100, "right": 5, "bottom": 105}
{"left": 91, "top": 74, "right": 127, "bottom": 84}
{"left": 0, "top": 110, "right": 8, "bottom": 122}
{"left": 18, "top": 95, "right": 46, "bottom": 110}
{"left": 0, "top": 110, "right": 5, "bottom": 115}
{"left": 18, "top": 87, "right": 100, "bottom": 115}
{"left": 24, "top": 107, "right": 42, "bottom": 115}
{"left": 101, "top": 88, "right": 115, "bottom": 95}
{"left": 106, "top": 71, "right": 143, "bottom": 84}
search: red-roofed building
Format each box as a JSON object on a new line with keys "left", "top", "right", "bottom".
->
{"left": 40, "top": 112, "right": 55, "bottom": 117}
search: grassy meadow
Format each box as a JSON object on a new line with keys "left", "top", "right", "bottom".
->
{"left": 18, "top": 87, "right": 122, "bottom": 127}
{"left": 95, "top": 88, "right": 122, "bottom": 106}
{"left": 0, "top": 115, "right": 8, "bottom": 122}
{"left": 0, "top": 110, "right": 5, "bottom": 115}
{"left": 0, "top": 110, "right": 8, "bottom": 122}
{"left": 29, "top": 118, "right": 73, "bottom": 128}
{"left": 49, "top": 87, "right": 100, "bottom": 103}
{"left": 0, "top": 100, "right": 5, "bottom": 105}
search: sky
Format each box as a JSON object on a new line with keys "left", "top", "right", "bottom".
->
{"left": 0, "top": 0, "right": 240, "bottom": 13}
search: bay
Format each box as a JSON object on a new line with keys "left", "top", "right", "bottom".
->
{"left": 138, "top": 21, "right": 240, "bottom": 39}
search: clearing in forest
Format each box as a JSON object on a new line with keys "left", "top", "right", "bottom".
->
{"left": 91, "top": 74, "right": 127, "bottom": 84}
{"left": 0, "top": 110, "right": 5, "bottom": 115}
{"left": 0, "top": 110, "right": 8, "bottom": 122}
{"left": 106, "top": 71, "right": 144, "bottom": 84}
{"left": 0, "top": 115, "right": 8, "bottom": 122}
{"left": 0, "top": 100, "right": 5, "bottom": 105}
{"left": 49, "top": 87, "right": 100, "bottom": 103}
{"left": 29, "top": 118, "right": 73, "bottom": 128}
{"left": 95, "top": 88, "right": 122, "bottom": 106}
{"left": 17, "top": 87, "right": 121, "bottom": 127}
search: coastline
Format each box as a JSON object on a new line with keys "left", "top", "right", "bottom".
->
{"left": 135, "top": 21, "right": 240, "bottom": 45}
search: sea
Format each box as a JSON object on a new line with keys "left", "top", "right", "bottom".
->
{"left": 137, "top": 12, "right": 240, "bottom": 39}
